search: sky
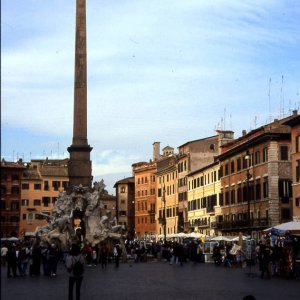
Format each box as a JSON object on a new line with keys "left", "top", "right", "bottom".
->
{"left": 2, "top": 0, "right": 300, "bottom": 194}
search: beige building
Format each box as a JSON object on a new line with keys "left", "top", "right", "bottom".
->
{"left": 19, "top": 159, "right": 69, "bottom": 236}
{"left": 177, "top": 131, "right": 234, "bottom": 232}
{"left": 156, "top": 146, "right": 179, "bottom": 238}
{"left": 187, "top": 161, "right": 220, "bottom": 236}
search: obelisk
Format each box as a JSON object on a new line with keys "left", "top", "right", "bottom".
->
{"left": 68, "top": 0, "right": 93, "bottom": 188}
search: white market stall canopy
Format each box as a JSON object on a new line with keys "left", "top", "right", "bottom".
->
{"left": 263, "top": 221, "right": 300, "bottom": 235}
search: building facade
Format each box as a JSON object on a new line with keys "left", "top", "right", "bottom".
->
{"left": 177, "top": 132, "right": 234, "bottom": 232}
{"left": 156, "top": 147, "right": 179, "bottom": 238}
{"left": 187, "top": 161, "right": 220, "bottom": 236}
{"left": 19, "top": 159, "right": 69, "bottom": 237}
{"left": 1, "top": 159, "right": 26, "bottom": 237}
{"left": 283, "top": 113, "right": 300, "bottom": 220}
{"left": 132, "top": 161, "right": 157, "bottom": 240}
{"left": 114, "top": 177, "right": 135, "bottom": 239}
{"left": 217, "top": 114, "right": 298, "bottom": 240}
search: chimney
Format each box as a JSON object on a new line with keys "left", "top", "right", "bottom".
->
{"left": 153, "top": 142, "right": 160, "bottom": 161}
{"left": 293, "top": 109, "right": 298, "bottom": 116}
{"left": 242, "top": 130, "right": 247, "bottom": 136}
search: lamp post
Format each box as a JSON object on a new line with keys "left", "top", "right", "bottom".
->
{"left": 244, "top": 150, "right": 255, "bottom": 277}
{"left": 245, "top": 151, "right": 251, "bottom": 232}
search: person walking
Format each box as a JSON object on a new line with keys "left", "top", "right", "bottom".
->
{"left": 66, "top": 243, "right": 85, "bottom": 300}
{"left": 48, "top": 243, "right": 60, "bottom": 277}
{"left": 1, "top": 242, "right": 8, "bottom": 266}
{"left": 100, "top": 243, "right": 108, "bottom": 270}
{"left": 113, "top": 244, "right": 121, "bottom": 268}
{"left": 6, "top": 243, "right": 17, "bottom": 278}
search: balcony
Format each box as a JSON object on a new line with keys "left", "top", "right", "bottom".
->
{"left": 148, "top": 210, "right": 156, "bottom": 214}
{"left": 216, "top": 218, "right": 270, "bottom": 231}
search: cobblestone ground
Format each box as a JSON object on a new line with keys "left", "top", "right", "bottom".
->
{"left": 1, "top": 261, "right": 300, "bottom": 300}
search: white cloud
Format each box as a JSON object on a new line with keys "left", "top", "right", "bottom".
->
{"left": 2, "top": 0, "right": 300, "bottom": 191}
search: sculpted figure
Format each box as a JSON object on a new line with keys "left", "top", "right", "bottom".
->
{"left": 35, "top": 181, "right": 125, "bottom": 248}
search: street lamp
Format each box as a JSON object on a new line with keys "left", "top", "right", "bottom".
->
{"left": 244, "top": 150, "right": 255, "bottom": 277}
{"left": 245, "top": 151, "right": 251, "bottom": 232}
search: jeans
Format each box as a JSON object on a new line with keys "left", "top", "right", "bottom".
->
{"left": 69, "top": 276, "right": 83, "bottom": 300}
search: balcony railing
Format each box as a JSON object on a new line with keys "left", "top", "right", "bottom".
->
{"left": 216, "top": 218, "right": 270, "bottom": 230}
{"left": 148, "top": 210, "right": 156, "bottom": 214}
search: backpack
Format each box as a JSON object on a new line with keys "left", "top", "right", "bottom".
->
{"left": 73, "top": 257, "right": 84, "bottom": 277}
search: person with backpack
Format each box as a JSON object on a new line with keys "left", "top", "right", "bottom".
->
{"left": 66, "top": 243, "right": 85, "bottom": 300}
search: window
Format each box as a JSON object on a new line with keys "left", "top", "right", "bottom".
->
{"left": 296, "top": 198, "right": 300, "bottom": 207}
{"left": 21, "top": 199, "right": 29, "bottom": 206}
{"left": 231, "top": 188, "right": 235, "bottom": 204}
{"left": 120, "top": 186, "right": 126, "bottom": 193}
{"left": 22, "top": 183, "right": 29, "bottom": 190}
{"left": 296, "top": 136, "right": 300, "bottom": 152}
{"left": 263, "top": 178, "right": 269, "bottom": 198}
{"left": 230, "top": 161, "right": 235, "bottom": 174}
{"left": 219, "top": 192, "right": 224, "bottom": 206}
{"left": 255, "top": 180, "right": 261, "bottom": 200}
{"left": 219, "top": 166, "right": 223, "bottom": 178}
{"left": 1, "top": 200, "right": 6, "bottom": 210}
{"left": 23, "top": 214, "right": 26, "bottom": 220}
{"left": 12, "top": 174, "right": 20, "bottom": 181}
{"left": 1, "top": 185, "right": 6, "bottom": 194}
{"left": 263, "top": 147, "right": 268, "bottom": 162}
{"left": 42, "top": 197, "right": 50, "bottom": 207}
{"left": 225, "top": 164, "right": 229, "bottom": 176}
{"left": 27, "top": 213, "right": 34, "bottom": 223}
{"left": 34, "top": 199, "right": 41, "bottom": 206}
{"left": 255, "top": 151, "right": 260, "bottom": 165}
{"left": 296, "top": 160, "right": 300, "bottom": 182}
{"left": 44, "top": 181, "right": 49, "bottom": 191}
{"left": 279, "top": 180, "right": 292, "bottom": 198}
{"left": 11, "top": 186, "right": 20, "bottom": 194}
{"left": 237, "top": 158, "right": 241, "bottom": 171}
{"left": 225, "top": 189, "right": 229, "bottom": 205}
{"left": 10, "top": 216, "right": 19, "bottom": 223}
{"left": 52, "top": 197, "right": 57, "bottom": 204}
{"left": 52, "top": 181, "right": 60, "bottom": 191}
{"left": 34, "top": 183, "right": 41, "bottom": 190}
{"left": 11, "top": 201, "right": 19, "bottom": 210}
{"left": 280, "top": 145, "right": 289, "bottom": 160}
{"left": 237, "top": 185, "right": 242, "bottom": 203}
{"left": 62, "top": 181, "right": 68, "bottom": 190}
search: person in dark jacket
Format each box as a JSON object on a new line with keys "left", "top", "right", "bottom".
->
{"left": 66, "top": 243, "right": 85, "bottom": 300}
{"left": 6, "top": 243, "right": 17, "bottom": 278}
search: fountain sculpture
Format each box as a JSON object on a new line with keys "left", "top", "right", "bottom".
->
{"left": 35, "top": 180, "right": 124, "bottom": 248}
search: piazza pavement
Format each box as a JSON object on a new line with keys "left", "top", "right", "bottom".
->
{"left": 1, "top": 260, "right": 300, "bottom": 300}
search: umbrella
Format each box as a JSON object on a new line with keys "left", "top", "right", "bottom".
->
{"left": 187, "top": 232, "right": 204, "bottom": 238}
{"left": 7, "top": 237, "right": 19, "bottom": 241}
{"left": 230, "top": 235, "right": 248, "bottom": 242}
{"left": 263, "top": 221, "right": 300, "bottom": 235}
{"left": 176, "top": 232, "right": 188, "bottom": 238}
{"left": 210, "top": 236, "right": 231, "bottom": 242}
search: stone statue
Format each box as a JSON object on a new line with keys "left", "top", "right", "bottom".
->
{"left": 35, "top": 181, "right": 124, "bottom": 248}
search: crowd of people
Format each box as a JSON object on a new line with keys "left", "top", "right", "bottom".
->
{"left": 1, "top": 234, "right": 299, "bottom": 280}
